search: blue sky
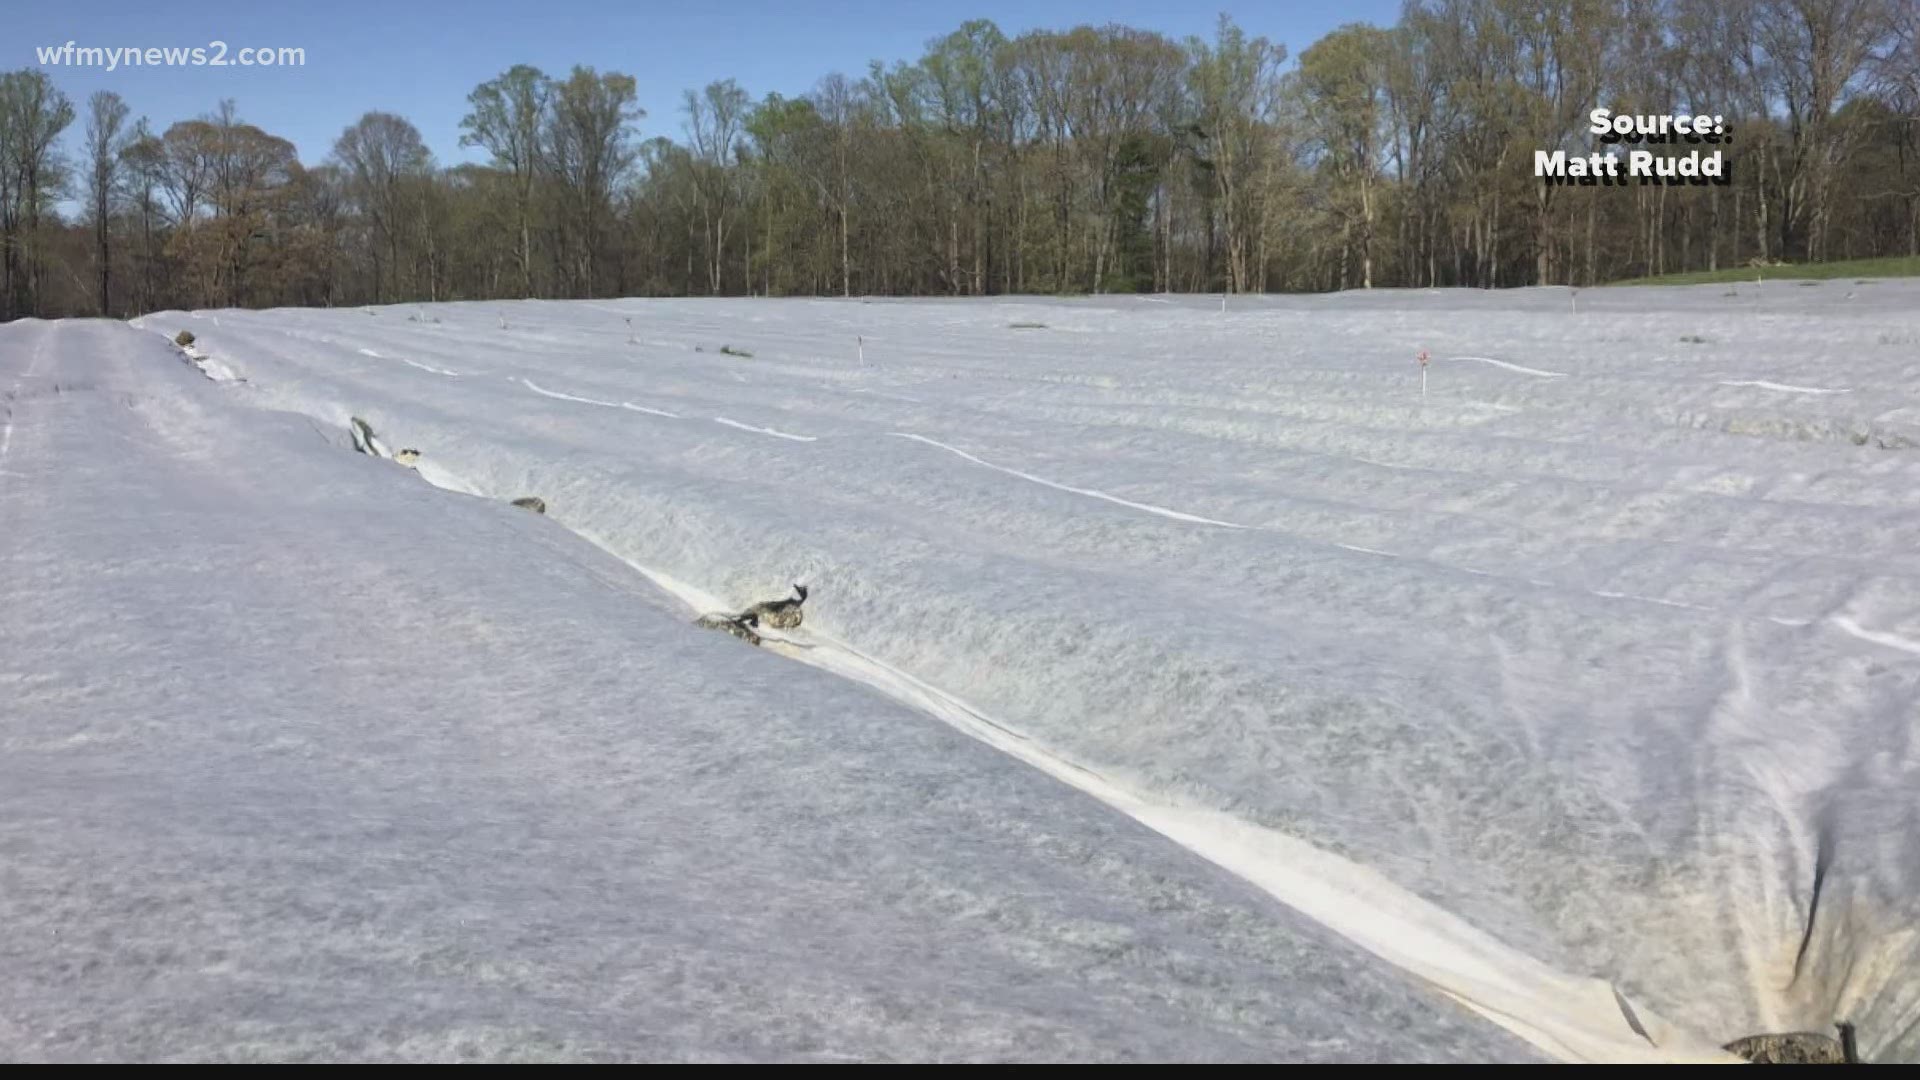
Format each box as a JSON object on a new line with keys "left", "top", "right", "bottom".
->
{"left": 16, "top": 0, "right": 1403, "bottom": 168}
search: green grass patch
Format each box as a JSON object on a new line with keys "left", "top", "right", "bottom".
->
{"left": 719, "top": 344, "right": 754, "bottom": 358}
{"left": 1607, "top": 255, "right": 1920, "bottom": 287}
{"left": 1008, "top": 322, "right": 1049, "bottom": 330}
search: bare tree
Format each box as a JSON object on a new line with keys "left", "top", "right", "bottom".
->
{"left": 332, "top": 111, "right": 433, "bottom": 302}
{"left": 544, "top": 66, "right": 643, "bottom": 297}
{"left": 118, "top": 120, "right": 165, "bottom": 314}
{"left": 460, "top": 65, "right": 549, "bottom": 297}
{"left": 0, "top": 70, "right": 76, "bottom": 319}
{"left": 1301, "top": 25, "right": 1393, "bottom": 288}
{"left": 685, "top": 79, "right": 749, "bottom": 294}
{"left": 1184, "top": 16, "right": 1288, "bottom": 293}
{"left": 85, "top": 91, "right": 131, "bottom": 314}
{"left": 1756, "top": 0, "right": 1894, "bottom": 259}
{"left": 810, "top": 73, "right": 865, "bottom": 297}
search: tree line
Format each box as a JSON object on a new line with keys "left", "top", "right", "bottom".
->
{"left": 2, "top": 0, "right": 1918, "bottom": 321}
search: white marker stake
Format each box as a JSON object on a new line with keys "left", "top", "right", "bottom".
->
{"left": 1418, "top": 349, "right": 1430, "bottom": 403}
{"left": 1221, "top": 293, "right": 1228, "bottom": 313}
{"left": 858, "top": 335, "right": 865, "bottom": 365}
